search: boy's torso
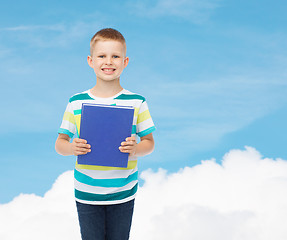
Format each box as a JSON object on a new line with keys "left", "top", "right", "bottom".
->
{"left": 67, "top": 89, "right": 146, "bottom": 205}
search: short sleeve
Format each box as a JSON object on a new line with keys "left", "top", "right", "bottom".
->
{"left": 58, "top": 102, "right": 77, "bottom": 138}
{"left": 136, "top": 100, "right": 156, "bottom": 137}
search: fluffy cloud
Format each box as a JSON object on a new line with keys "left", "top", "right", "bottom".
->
{"left": 132, "top": 146, "right": 287, "bottom": 239}
{"left": 1, "top": 147, "right": 287, "bottom": 240}
{"left": 0, "top": 171, "right": 80, "bottom": 240}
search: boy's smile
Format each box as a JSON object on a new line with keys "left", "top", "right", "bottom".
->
{"left": 87, "top": 40, "right": 129, "bottom": 83}
{"left": 101, "top": 67, "right": 116, "bottom": 74}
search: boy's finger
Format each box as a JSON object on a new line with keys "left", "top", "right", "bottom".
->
{"left": 75, "top": 138, "right": 87, "bottom": 144}
{"left": 82, "top": 144, "right": 91, "bottom": 148}
{"left": 119, "top": 147, "right": 129, "bottom": 152}
{"left": 76, "top": 146, "right": 91, "bottom": 152}
{"left": 119, "top": 145, "right": 133, "bottom": 150}
{"left": 76, "top": 146, "right": 91, "bottom": 151}
{"left": 75, "top": 149, "right": 90, "bottom": 155}
{"left": 125, "top": 137, "right": 136, "bottom": 142}
{"left": 121, "top": 141, "right": 135, "bottom": 146}
{"left": 77, "top": 143, "right": 91, "bottom": 148}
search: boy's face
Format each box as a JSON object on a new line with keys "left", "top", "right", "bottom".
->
{"left": 87, "top": 40, "right": 129, "bottom": 83}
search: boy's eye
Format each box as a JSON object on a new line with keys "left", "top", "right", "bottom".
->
{"left": 113, "top": 55, "right": 120, "bottom": 58}
{"left": 98, "top": 55, "right": 105, "bottom": 58}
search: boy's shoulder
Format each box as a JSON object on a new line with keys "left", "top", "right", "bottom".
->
{"left": 116, "top": 89, "right": 146, "bottom": 103}
{"left": 68, "top": 90, "right": 92, "bottom": 103}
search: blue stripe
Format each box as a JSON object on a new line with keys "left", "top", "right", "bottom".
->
{"left": 58, "top": 128, "right": 74, "bottom": 138}
{"left": 69, "top": 93, "right": 94, "bottom": 103}
{"left": 114, "top": 94, "right": 146, "bottom": 102}
{"left": 74, "top": 170, "right": 138, "bottom": 188}
{"left": 75, "top": 183, "right": 138, "bottom": 202}
{"left": 132, "top": 125, "right": 136, "bottom": 134}
{"left": 137, "top": 126, "right": 156, "bottom": 137}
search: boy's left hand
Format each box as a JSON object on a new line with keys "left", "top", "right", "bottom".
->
{"left": 119, "top": 136, "right": 137, "bottom": 156}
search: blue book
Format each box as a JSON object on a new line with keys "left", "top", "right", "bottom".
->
{"left": 77, "top": 103, "right": 134, "bottom": 168}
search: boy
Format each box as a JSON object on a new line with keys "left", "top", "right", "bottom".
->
{"left": 55, "top": 28, "right": 156, "bottom": 240}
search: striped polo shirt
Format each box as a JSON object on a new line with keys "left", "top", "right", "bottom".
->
{"left": 58, "top": 89, "right": 156, "bottom": 205}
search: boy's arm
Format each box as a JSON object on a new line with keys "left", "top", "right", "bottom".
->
{"left": 55, "top": 133, "right": 91, "bottom": 156}
{"left": 119, "top": 133, "right": 155, "bottom": 157}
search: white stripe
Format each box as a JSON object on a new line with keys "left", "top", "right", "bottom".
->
{"left": 138, "top": 101, "right": 149, "bottom": 114}
{"left": 137, "top": 118, "right": 155, "bottom": 134}
{"left": 75, "top": 194, "right": 137, "bottom": 205}
{"left": 75, "top": 167, "right": 138, "bottom": 180}
{"left": 74, "top": 179, "right": 138, "bottom": 194}
{"left": 60, "top": 120, "right": 76, "bottom": 134}
{"left": 114, "top": 99, "right": 142, "bottom": 106}
{"left": 72, "top": 100, "right": 93, "bottom": 109}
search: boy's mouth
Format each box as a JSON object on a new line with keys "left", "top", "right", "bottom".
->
{"left": 102, "top": 68, "right": 116, "bottom": 74}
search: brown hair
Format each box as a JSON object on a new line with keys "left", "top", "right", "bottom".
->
{"left": 90, "top": 28, "right": 126, "bottom": 56}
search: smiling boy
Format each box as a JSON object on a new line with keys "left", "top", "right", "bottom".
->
{"left": 55, "top": 28, "right": 155, "bottom": 240}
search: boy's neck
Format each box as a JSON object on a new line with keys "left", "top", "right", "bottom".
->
{"left": 90, "top": 79, "right": 123, "bottom": 98}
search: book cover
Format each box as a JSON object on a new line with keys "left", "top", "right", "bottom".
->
{"left": 77, "top": 103, "right": 134, "bottom": 168}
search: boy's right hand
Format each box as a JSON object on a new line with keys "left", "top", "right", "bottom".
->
{"left": 71, "top": 138, "right": 91, "bottom": 156}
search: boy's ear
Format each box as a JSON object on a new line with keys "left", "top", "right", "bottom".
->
{"left": 124, "top": 56, "right": 129, "bottom": 68}
{"left": 87, "top": 55, "right": 93, "bottom": 68}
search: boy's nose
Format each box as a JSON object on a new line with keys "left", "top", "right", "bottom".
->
{"left": 106, "top": 57, "right": 112, "bottom": 65}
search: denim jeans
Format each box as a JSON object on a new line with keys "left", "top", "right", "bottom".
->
{"left": 76, "top": 199, "right": 135, "bottom": 240}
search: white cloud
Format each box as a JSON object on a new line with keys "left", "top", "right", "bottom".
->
{"left": 1, "top": 24, "right": 65, "bottom": 32}
{"left": 132, "top": 146, "right": 287, "bottom": 239}
{"left": 128, "top": 0, "right": 221, "bottom": 23}
{"left": 0, "top": 171, "right": 80, "bottom": 240}
{"left": 1, "top": 147, "right": 287, "bottom": 239}
{"left": 0, "top": 21, "right": 101, "bottom": 49}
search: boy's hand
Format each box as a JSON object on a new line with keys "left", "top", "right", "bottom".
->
{"left": 71, "top": 138, "right": 91, "bottom": 156}
{"left": 119, "top": 136, "right": 137, "bottom": 156}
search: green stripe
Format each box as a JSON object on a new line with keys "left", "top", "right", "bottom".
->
{"left": 138, "top": 126, "right": 156, "bottom": 137}
{"left": 58, "top": 128, "right": 74, "bottom": 138}
{"left": 132, "top": 125, "right": 136, "bottom": 134}
{"left": 75, "top": 183, "right": 138, "bottom": 202}
{"left": 114, "top": 94, "right": 146, "bottom": 102}
{"left": 74, "top": 109, "right": 81, "bottom": 115}
{"left": 74, "top": 170, "right": 138, "bottom": 188}
{"left": 69, "top": 93, "right": 94, "bottom": 103}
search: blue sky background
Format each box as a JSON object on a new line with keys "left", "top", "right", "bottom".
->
{"left": 1, "top": 0, "right": 287, "bottom": 203}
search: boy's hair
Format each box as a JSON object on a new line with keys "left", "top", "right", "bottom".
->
{"left": 90, "top": 28, "right": 126, "bottom": 56}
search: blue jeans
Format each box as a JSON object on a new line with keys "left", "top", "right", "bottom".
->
{"left": 76, "top": 199, "right": 135, "bottom": 240}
